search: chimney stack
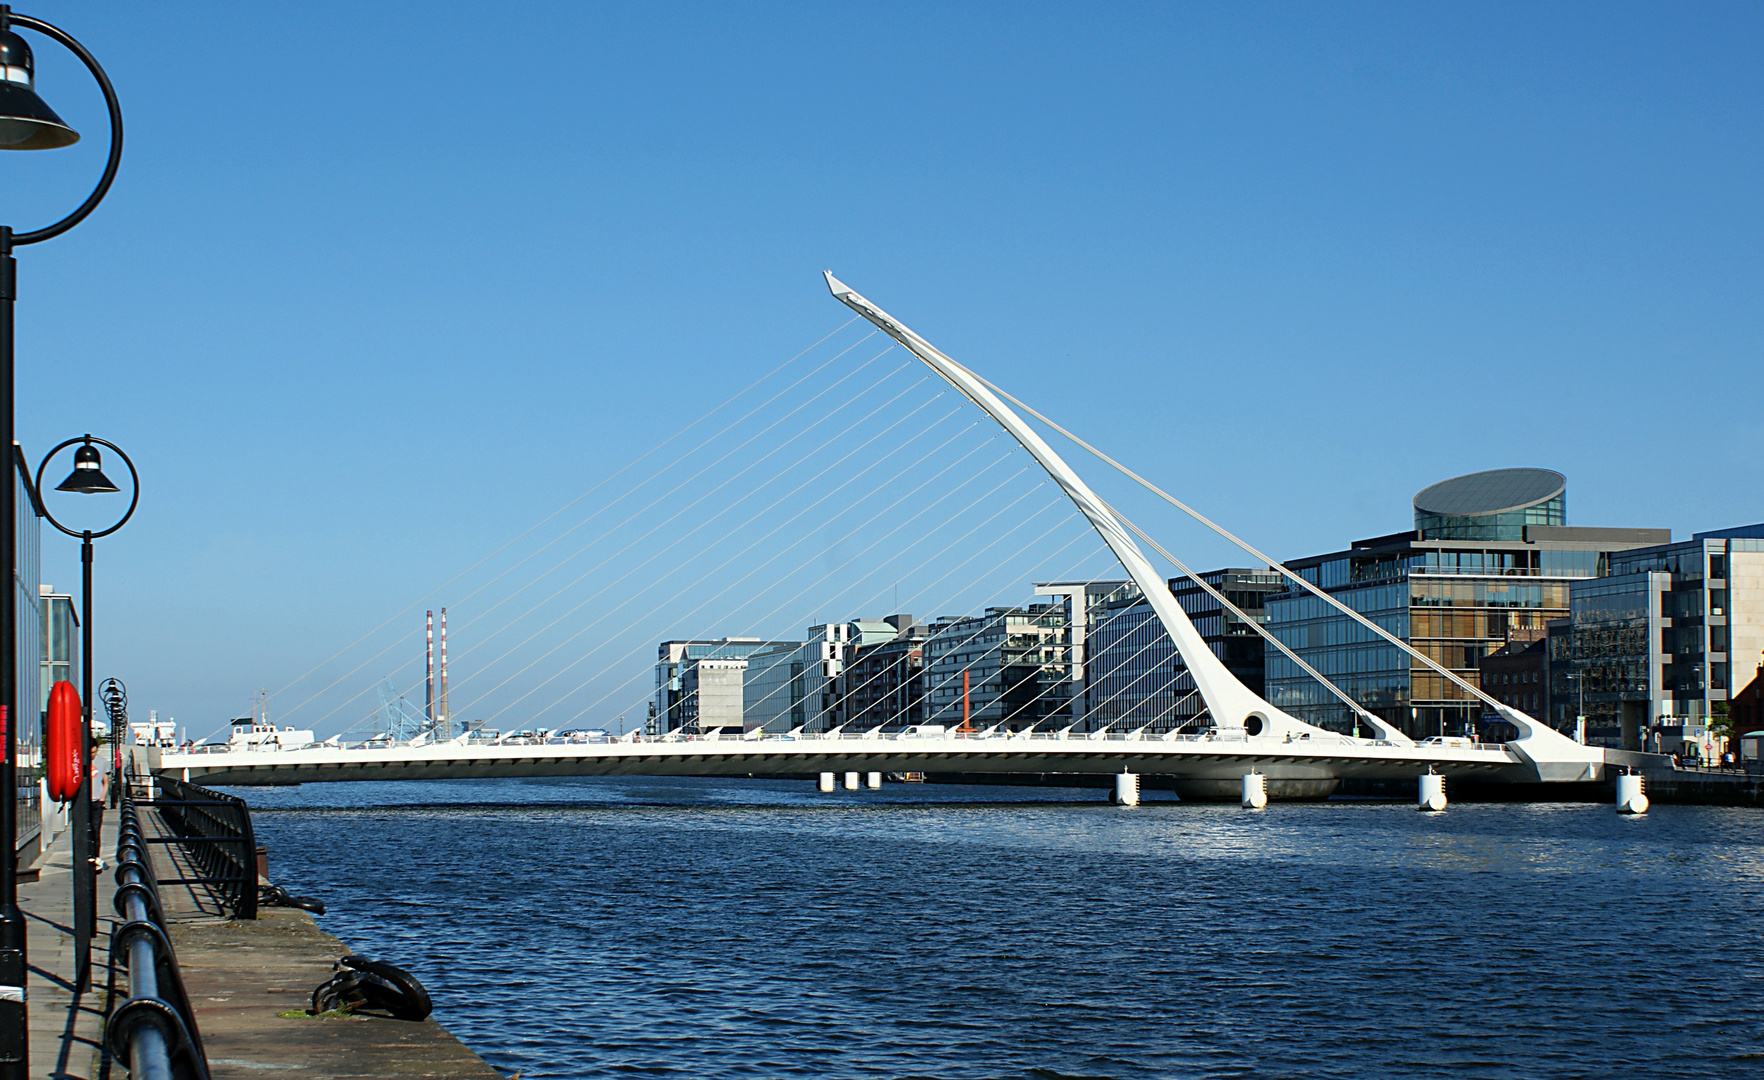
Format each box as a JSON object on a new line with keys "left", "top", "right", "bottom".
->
{"left": 439, "top": 607, "right": 450, "bottom": 737}
{"left": 426, "top": 610, "right": 435, "bottom": 724}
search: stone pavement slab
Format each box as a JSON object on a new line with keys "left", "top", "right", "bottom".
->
{"left": 20, "top": 814, "right": 114, "bottom": 1080}
{"left": 146, "top": 806, "right": 503, "bottom": 1080}
{"left": 22, "top": 798, "right": 506, "bottom": 1080}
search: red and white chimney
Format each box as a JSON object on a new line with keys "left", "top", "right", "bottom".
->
{"left": 439, "top": 607, "right": 450, "bottom": 733}
{"left": 425, "top": 610, "right": 435, "bottom": 723}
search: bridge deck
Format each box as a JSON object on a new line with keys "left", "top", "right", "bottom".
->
{"left": 159, "top": 732, "right": 1553, "bottom": 786}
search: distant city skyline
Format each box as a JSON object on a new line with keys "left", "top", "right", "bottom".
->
{"left": 4, "top": 1, "right": 1759, "bottom": 730}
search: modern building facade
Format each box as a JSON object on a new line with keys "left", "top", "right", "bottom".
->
{"left": 652, "top": 637, "right": 798, "bottom": 734}
{"left": 921, "top": 604, "right": 1071, "bottom": 730}
{"left": 1556, "top": 524, "right": 1764, "bottom": 753}
{"left": 1263, "top": 468, "right": 1669, "bottom": 738}
{"left": 1085, "top": 588, "right": 1173, "bottom": 729}
{"left": 1087, "top": 571, "right": 1282, "bottom": 733}
{"left": 916, "top": 583, "right": 1135, "bottom": 732}
{"left": 656, "top": 618, "right": 935, "bottom": 736}
{"left": 1171, "top": 569, "right": 1284, "bottom": 730}
{"left": 838, "top": 615, "right": 928, "bottom": 732}
{"left": 39, "top": 583, "right": 77, "bottom": 715}
{"left": 679, "top": 658, "right": 748, "bottom": 733}
{"left": 1477, "top": 635, "right": 1547, "bottom": 739}
{"left": 13, "top": 455, "right": 41, "bottom": 852}
{"left": 1557, "top": 572, "right": 1667, "bottom": 748}
{"left": 740, "top": 642, "right": 804, "bottom": 732}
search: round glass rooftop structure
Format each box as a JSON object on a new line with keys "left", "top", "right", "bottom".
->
{"left": 1413, "top": 468, "right": 1566, "bottom": 541}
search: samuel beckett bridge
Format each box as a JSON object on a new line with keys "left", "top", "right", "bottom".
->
{"left": 160, "top": 274, "right": 1616, "bottom": 808}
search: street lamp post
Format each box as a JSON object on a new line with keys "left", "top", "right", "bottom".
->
{"left": 0, "top": 8, "right": 122, "bottom": 1069}
{"left": 35, "top": 436, "right": 136, "bottom": 993}
{"left": 1566, "top": 670, "right": 1586, "bottom": 744}
{"left": 100, "top": 677, "right": 125, "bottom": 805}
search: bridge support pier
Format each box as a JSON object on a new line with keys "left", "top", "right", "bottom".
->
{"left": 1112, "top": 771, "right": 1139, "bottom": 807}
{"left": 1241, "top": 772, "right": 1267, "bottom": 809}
{"left": 1616, "top": 772, "right": 1648, "bottom": 814}
{"left": 866, "top": 771, "right": 882, "bottom": 790}
{"left": 1418, "top": 772, "right": 1447, "bottom": 812}
{"left": 843, "top": 771, "right": 860, "bottom": 791}
{"left": 818, "top": 772, "right": 835, "bottom": 793}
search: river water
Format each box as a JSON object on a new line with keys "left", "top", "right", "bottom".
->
{"left": 230, "top": 777, "right": 1764, "bottom": 1079}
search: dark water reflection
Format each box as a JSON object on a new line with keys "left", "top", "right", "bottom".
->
{"left": 230, "top": 776, "right": 1764, "bottom": 1079}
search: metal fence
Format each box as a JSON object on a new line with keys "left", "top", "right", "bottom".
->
{"left": 112, "top": 787, "right": 213, "bottom": 1080}
{"left": 144, "top": 773, "right": 259, "bottom": 920}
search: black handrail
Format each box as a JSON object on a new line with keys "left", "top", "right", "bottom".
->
{"left": 144, "top": 774, "right": 258, "bottom": 919}
{"left": 111, "top": 778, "right": 212, "bottom": 1080}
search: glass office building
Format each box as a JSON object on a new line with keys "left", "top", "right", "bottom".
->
{"left": 1083, "top": 570, "right": 1280, "bottom": 733}
{"left": 1413, "top": 467, "right": 1565, "bottom": 542}
{"left": 1563, "top": 572, "right": 1667, "bottom": 748}
{"left": 1558, "top": 525, "right": 1764, "bottom": 753}
{"left": 1265, "top": 578, "right": 1411, "bottom": 733}
{"left": 1265, "top": 469, "right": 1668, "bottom": 738}
{"left": 1085, "top": 595, "right": 1176, "bottom": 729}
{"left": 13, "top": 455, "right": 41, "bottom": 854}
{"left": 838, "top": 617, "right": 928, "bottom": 732}
{"left": 741, "top": 642, "right": 804, "bottom": 732}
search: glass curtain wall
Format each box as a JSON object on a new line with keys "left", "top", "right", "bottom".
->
{"left": 1265, "top": 581, "right": 1409, "bottom": 733}
{"left": 1416, "top": 493, "right": 1565, "bottom": 542}
{"left": 741, "top": 645, "right": 804, "bottom": 733}
{"left": 1409, "top": 577, "right": 1569, "bottom": 735}
{"left": 1085, "top": 600, "right": 1178, "bottom": 730}
{"left": 1270, "top": 547, "right": 1581, "bottom": 737}
{"left": 13, "top": 453, "right": 41, "bottom": 854}
{"left": 1569, "top": 572, "right": 1662, "bottom": 746}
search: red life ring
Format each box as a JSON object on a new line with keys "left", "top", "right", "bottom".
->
{"left": 46, "top": 680, "right": 84, "bottom": 802}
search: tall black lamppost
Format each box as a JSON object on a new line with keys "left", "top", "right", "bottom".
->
{"left": 35, "top": 436, "right": 136, "bottom": 993}
{"left": 0, "top": 7, "right": 122, "bottom": 1069}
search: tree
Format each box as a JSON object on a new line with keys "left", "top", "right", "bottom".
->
{"left": 1710, "top": 700, "right": 1734, "bottom": 751}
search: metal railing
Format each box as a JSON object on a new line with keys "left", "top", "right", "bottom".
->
{"left": 165, "top": 727, "right": 1510, "bottom": 753}
{"left": 111, "top": 787, "right": 213, "bottom": 1080}
{"left": 1671, "top": 759, "right": 1764, "bottom": 777}
{"left": 634, "top": 727, "right": 1463, "bottom": 750}
{"left": 141, "top": 773, "right": 258, "bottom": 919}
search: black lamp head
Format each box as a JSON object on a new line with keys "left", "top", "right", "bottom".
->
{"left": 56, "top": 443, "right": 119, "bottom": 494}
{"left": 0, "top": 28, "right": 79, "bottom": 150}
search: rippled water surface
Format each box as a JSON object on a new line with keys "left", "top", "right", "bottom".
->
{"left": 230, "top": 777, "right": 1764, "bottom": 1078}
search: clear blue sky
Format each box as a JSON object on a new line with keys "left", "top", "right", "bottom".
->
{"left": 6, "top": 2, "right": 1760, "bottom": 736}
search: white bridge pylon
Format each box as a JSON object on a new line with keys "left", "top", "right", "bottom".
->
{"left": 820, "top": 272, "right": 1608, "bottom": 780}
{"left": 822, "top": 272, "right": 1606, "bottom": 784}
{"left": 823, "top": 271, "right": 1347, "bottom": 746}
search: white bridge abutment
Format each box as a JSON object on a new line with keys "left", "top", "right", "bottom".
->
{"left": 818, "top": 772, "right": 835, "bottom": 793}
{"left": 1242, "top": 772, "right": 1268, "bottom": 809}
{"left": 866, "top": 771, "right": 882, "bottom": 790}
{"left": 843, "top": 771, "right": 860, "bottom": 791}
{"left": 1112, "top": 771, "right": 1139, "bottom": 807}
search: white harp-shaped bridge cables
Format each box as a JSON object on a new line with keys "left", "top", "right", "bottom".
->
{"left": 823, "top": 270, "right": 1337, "bottom": 744}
